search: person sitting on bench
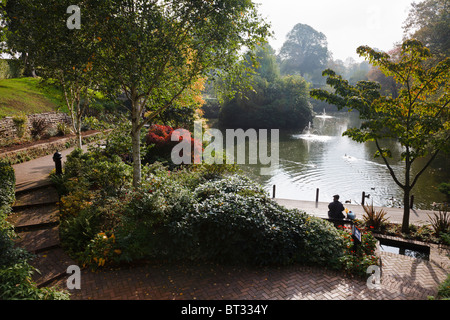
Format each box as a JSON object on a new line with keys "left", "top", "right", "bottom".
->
{"left": 328, "top": 194, "right": 345, "bottom": 219}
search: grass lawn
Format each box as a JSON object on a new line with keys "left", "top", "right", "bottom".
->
{"left": 0, "top": 77, "right": 65, "bottom": 118}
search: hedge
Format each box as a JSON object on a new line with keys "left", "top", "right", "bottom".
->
{"left": 0, "top": 159, "right": 15, "bottom": 209}
{"left": 0, "top": 59, "right": 23, "bottom": 80}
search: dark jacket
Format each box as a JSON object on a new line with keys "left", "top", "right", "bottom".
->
{"left": 328, "top": 200, "right": 345, "bottom": 219}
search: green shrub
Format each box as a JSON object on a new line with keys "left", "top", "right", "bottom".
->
{"left": 428, "top": 208, "right": 450, "bottom": 236}
{"left": 437, "top": 274, "right": 450, "bottom": 300}
{"left": 0, "top": 209, "right": 68, "bottom": 299}
{"left": 185, "top": 188, "right": 344, "bottom": 266}
{"left": 61, "top": 148, "right": 132, "bottom": 197}
{"left": 362, "top": 202, "right": 389, "bottom": 230}
{"left": 115, "top": 174, "right": 197, "bottom": 262}
{"left": 194, "top": 174, "right": 266, "bottom": 201}
{"left": 56, "top": 122, "right": 72, "bottom": 136}
{"left": 0, "top": 227, "right": 69, "bottom": 300}
{"left": 0, "top": 59, "right": 23, "bottom": 79}
{"left": 337, "top": 226, "right": 379, "bottom": 277}
{"left": 440, "top": 231, "right": 450, "bottom": 245}
{"left": 60, "top": 202, "right": 104, "bottom": 256}
{"left": 30, "top": 118, "right": 49, "bottom": 139}
{"left": 438, "top": 182, "right": 450, "bottom": 203}
{"left": 12, "top": 113, "right": 28, "bottom": 138}
{"left": 57, "top": 155, "right": 365, "bottom": 272}
{"left": 0, "top": 159, "right": 16, "bottom": 209}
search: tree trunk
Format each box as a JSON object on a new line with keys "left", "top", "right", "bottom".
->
{"left": 76, "top": 113, "right": 82, "bottom": 149}
{"left": 131, "top": 100, "right": 142, "bottom": 188}
{"left": 401, "top": 187, "right": 411, "bottom": 233}
{"left": 401, "top": 158, "right": 411, "bottom": 233}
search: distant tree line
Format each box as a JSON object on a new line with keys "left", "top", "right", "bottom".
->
{"left": 219, "top": 44, "right": 313, "bottom": 129}
{"left": 213, "top": 22, "right": 373, "bottom": 129}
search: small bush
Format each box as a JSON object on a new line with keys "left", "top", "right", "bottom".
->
{"left": 338, "top": 226, "right": 379, "bottom": 277}
{"left": 57, "top": 122, "right": 72, "bottom": 136}
{"left": 61, "top": 148, "right": 132, "bottom": 197}
{"left": 440, "top": 232, "right": 450, "bottom": 245}
{"left": 0, "top": 59, "right": 23, "bottom": 79}
{"left": 428, "top": 207, "right": 450, "bottom": 236}
{"left": 0, "top": 228, "right": 69, "bottom": 300}
{"left": 12, "top": 113, "right": 28, "bottom": 138}
{"left": 30, "top": 118, "right": 49, "bottom": 139}
{"left": 60, "top": 198, "right": 123, "bottom": 268}
{"left": 437, "top": 274, "right": 450, "bottom": 300}
{"left": 144, "top": 124, "right": 202, "bottom": 167}
{"left": 0, "top": 160, "right": 16, "bottom": 209}
{"left": 362, "top": 202, "right": 388, "bottom": 230}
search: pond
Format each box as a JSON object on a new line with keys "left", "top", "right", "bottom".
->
{"left": 234, "top": 111, "right": 449, "bottom": 210}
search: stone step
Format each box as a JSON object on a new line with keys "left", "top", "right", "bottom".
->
{"left": 7, "top": 203, "right": 59, "bottom": 232}
{"left": 13, "top": 185, "right": 59, "bottom": 209}
{"left": 31, "top": 247, "right": 77, "bottom": 288}
{"left": 15, "top": 225, "right": 60, "bottom": 254}
{"left": 15, "top": 178, "right": 54, "bottom": 195}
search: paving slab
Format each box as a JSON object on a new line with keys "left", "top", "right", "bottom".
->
{"left": 15, "top": 225, "right": 60, "bottom": 253}
{"left": 13, "top": 186, "right": 59, "bottom": 208}
{"left": 7, "top": 203, "right": 59, "bottom": 230}
{"left": 31, "top": 247, "right": 77, "bottom": 288}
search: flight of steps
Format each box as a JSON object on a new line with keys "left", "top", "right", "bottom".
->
{"left": 7, "top": 180, "right": 75, "bottom": 288}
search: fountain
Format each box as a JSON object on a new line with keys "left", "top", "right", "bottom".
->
{"left": 315, "top": 108, "right": 333, "bottom": 119}
{"left": 302, "top": 121, "right": 317, "bottom": 136}
{"left": 316, "top": 108, "right": 333, "bottom": 119}
{"left": 292, "top": 121, "right": 333, "bottom": 142}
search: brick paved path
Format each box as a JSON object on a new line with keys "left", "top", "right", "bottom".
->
{"left": 50, "top": 248, "right": 449, "bottom": 300}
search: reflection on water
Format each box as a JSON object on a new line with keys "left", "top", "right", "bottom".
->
{"left": 236, "top": 112, "right": 449, "bottom": 209}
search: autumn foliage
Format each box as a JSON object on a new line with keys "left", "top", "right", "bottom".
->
{"left": 144, "top": 124, "right": 202, "bottom": 165}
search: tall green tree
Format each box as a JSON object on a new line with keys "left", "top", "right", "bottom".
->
{"left": 0, "top": 0, "right": 104, "bottom": 148}
{"left": 247, "top": 43, "right": 280, "bottom": 82}
{"left": 92, "top": 0, "right": 270, "bottom": 187}
{"left": 0, "top": 0, "right": 37, "bottom": 76}
{"left": 278, "top": 23, "right": 330, "bottom": 77}
{"left": 311, "top": 40, "right": 450, "bottom": 233}
{"left": 220, "top": 43, "right": 312, "bottom": 129}
{"left": 403, "top": 0, "right": 450, "bottom": 58}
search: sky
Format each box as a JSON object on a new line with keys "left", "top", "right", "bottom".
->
{"left": 1, "top": 0, "right": 418, "bottom": 62}
{"left": 254, "top": 0, "right": 418, "bottom": 62}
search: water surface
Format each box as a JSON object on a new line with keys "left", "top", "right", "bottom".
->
{"left": 236, "top": 111, "right": 449, "bottom": 209}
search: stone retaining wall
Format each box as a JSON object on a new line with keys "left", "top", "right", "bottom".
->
{"left": 0, "top": 112, "right": 72, "bottom": 144}
{"left": 0, "top": 131, "right": 107, "bottom": 165}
